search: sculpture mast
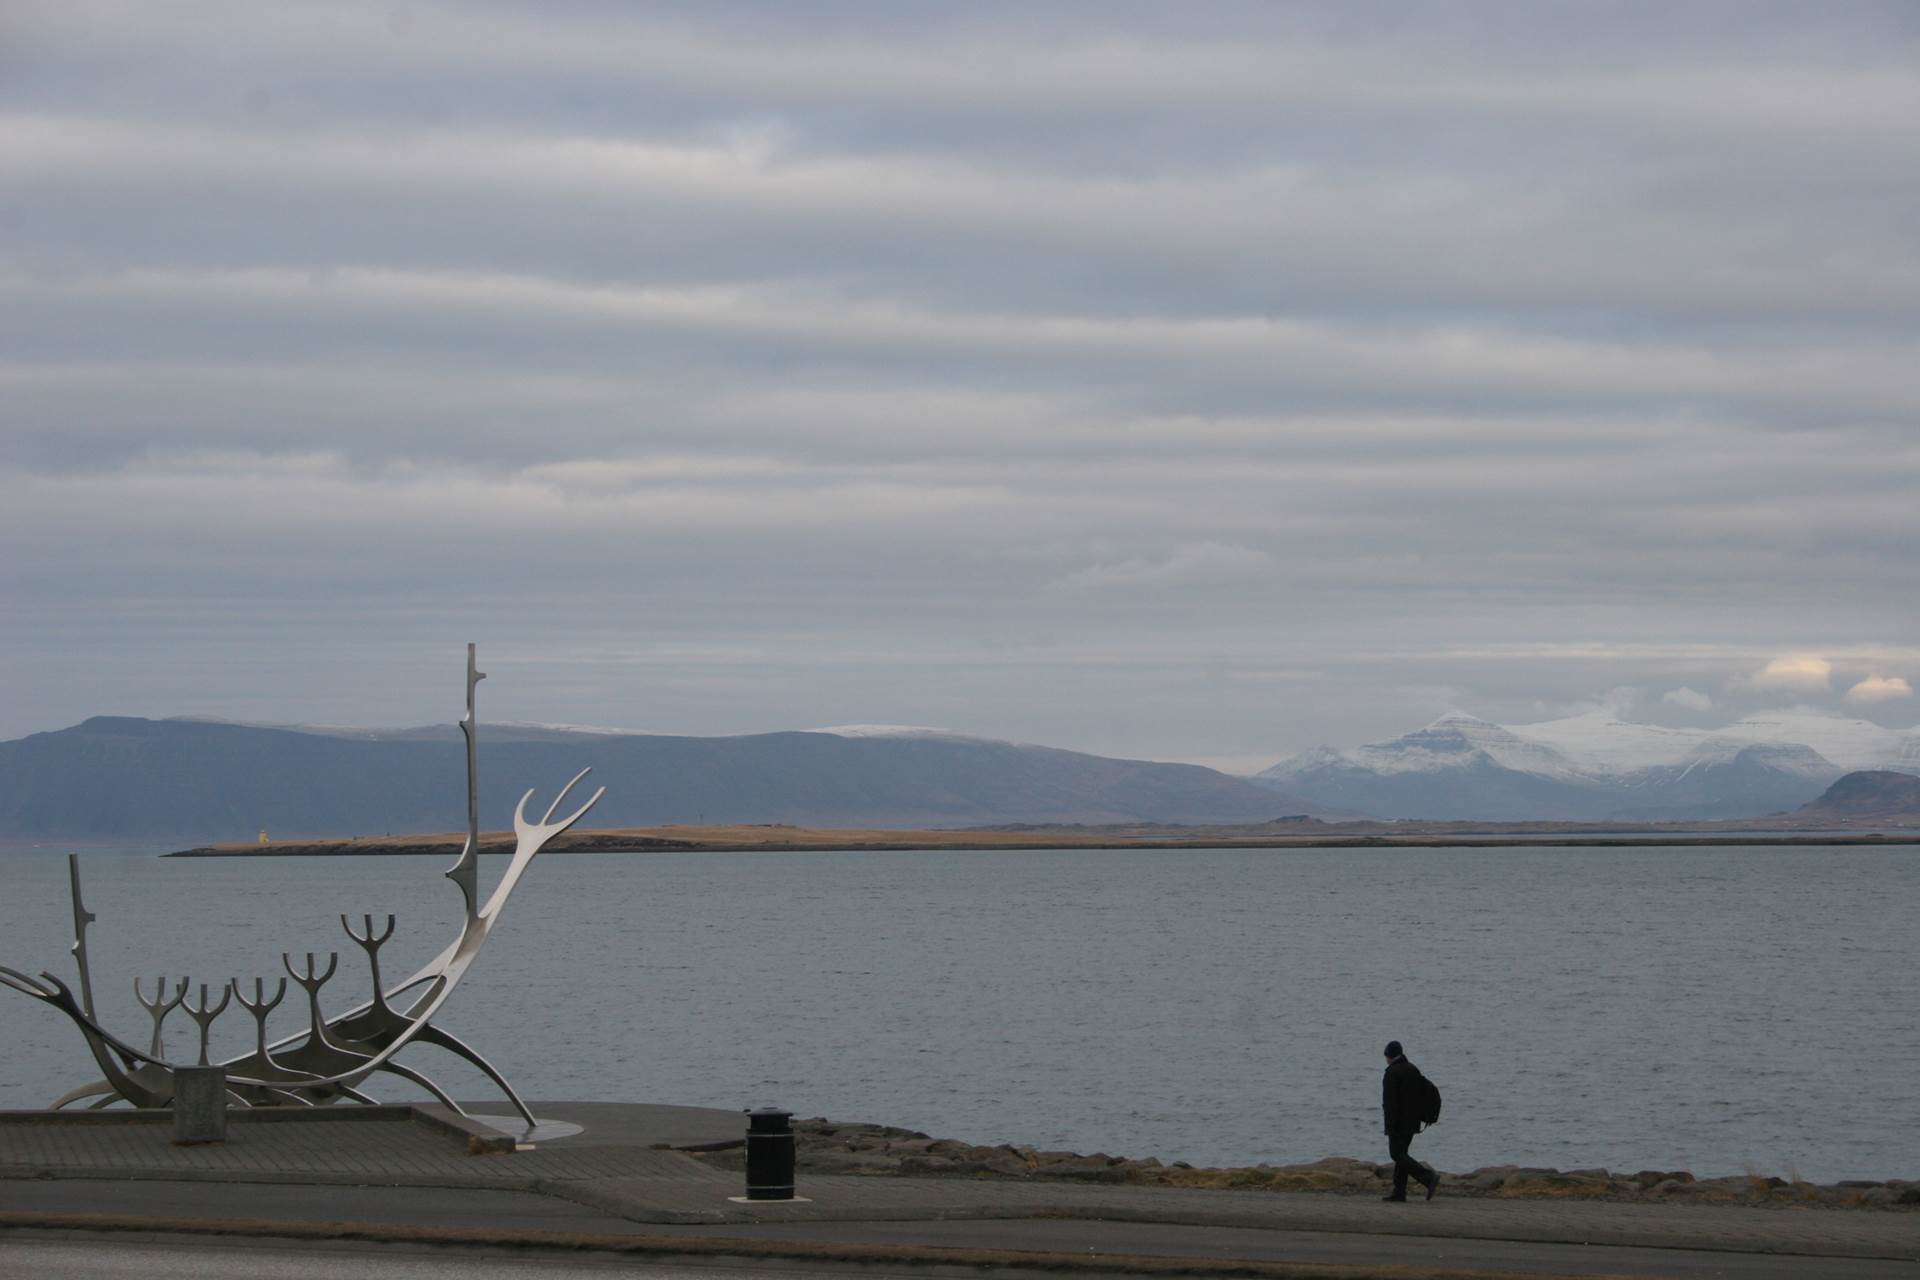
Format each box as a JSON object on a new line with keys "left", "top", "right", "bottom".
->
{"left": 446, "top": 643, "right": 486, "bottom": 922}
{"left": 67, "top": 855, "right": 98, "bottom": 1020}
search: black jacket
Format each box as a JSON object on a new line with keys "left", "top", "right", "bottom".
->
{"left": 1382, "top": 1056, "right": 1425, "bottom": 1135}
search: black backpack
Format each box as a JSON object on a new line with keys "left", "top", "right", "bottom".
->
{"left": 1417, "top": 1070, "right": 1443, "bottom": 1126}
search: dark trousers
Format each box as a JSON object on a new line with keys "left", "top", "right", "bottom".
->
{"left": 1387, "top": 1128, "right": 1432, "bottom": 1198}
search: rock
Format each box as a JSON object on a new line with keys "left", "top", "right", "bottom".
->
{"left": 1045, "top": 1154, "right": 1130, "bottom": 1183}
{"left": 801, "top": 1149, "right": 894, "bottom": 1175}
{"left": 1463, "top": 1166, "right": 1522, "bottom": 1191}
{"left": 1689, "top": 1176, "right": 1753, "bottom": 1199}
{"left": 1495, "top": 1168, "right": 1612, "bottom": 1197}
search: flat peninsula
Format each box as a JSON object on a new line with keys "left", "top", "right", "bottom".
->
{"left": 166, "top": 819, "right": 1920, "bottom": 857}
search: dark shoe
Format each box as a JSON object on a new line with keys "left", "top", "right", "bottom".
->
{"left": 1381, "top": 1193, "right": 1406, "bottom": 1202}
{"left": 1425, "top": 1172, "right": 1440, "bottom": 1200}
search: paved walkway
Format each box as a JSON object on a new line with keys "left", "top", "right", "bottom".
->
{"left": 0, "top": 1102, "right": 739, "bottom": 1189}
{"left": 4, "top": 1103, "right": 1918, "bottom": 1276}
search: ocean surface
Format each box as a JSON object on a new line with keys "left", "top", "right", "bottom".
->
{"left": 0, "top": 843, "right": 1913, "bottom": 1181}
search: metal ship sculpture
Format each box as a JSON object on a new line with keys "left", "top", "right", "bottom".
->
{"left": 1, "top": 646, "right": 602, "bottom": 1127}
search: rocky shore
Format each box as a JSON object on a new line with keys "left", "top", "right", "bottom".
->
{"left": 689, "top": 1118, "right": 1920, "bottom": 1210}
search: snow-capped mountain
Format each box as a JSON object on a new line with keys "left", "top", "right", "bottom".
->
{"left": 1257, "top": 710, "right": 1920, "bottom": 821}
{"left": 1716, "top": 709, "right": 1914, "bottom": 773}
{"left": 1334, "top": 712, "right": 1585, "bottom": 780}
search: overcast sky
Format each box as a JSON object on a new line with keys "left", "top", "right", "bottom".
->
{"left": 3, "top": 1, "right": 1918, "bottom": 772}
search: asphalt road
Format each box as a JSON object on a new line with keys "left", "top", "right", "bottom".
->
{"left": 0, "top": 1238, "right": 876, "bottom": 1280}
{"left": 645, "top": 1216, "right": 1920, "bottom": 1277}
{"left": 9, "top": 1231, "right": 1920, "bottom": 1280}
{"left": 6, "top": 1181, "right": 1919, "bottom": 1279}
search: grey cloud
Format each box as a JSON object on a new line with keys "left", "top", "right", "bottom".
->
{"left": 1, "top": 2, "right": 1916, "bottom": 766}
{"left": 9, "top": 115, "right": 1920, "bottom": 327}
{"left": 15, "top": 2, "right": 1920, "bottom": 135}
{"left": 10, "top": 267, "right": 1920, "bottom": 441}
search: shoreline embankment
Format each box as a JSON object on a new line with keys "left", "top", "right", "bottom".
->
{"left": 698, "top": 1117, "right": 1920, "bottom": 1210}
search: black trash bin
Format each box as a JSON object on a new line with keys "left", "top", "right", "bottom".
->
{"left": 743, "top": 1106, "right": 795, "bottom": 1200}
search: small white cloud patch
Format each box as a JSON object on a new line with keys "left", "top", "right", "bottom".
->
{"left": 1741, "top": 655, "right": 1834, "bottom": 694}
{"left": 1845, "top": 675, "right": 1913, "bottom": 704}
{"left": 1661, "top": 686, "right": 1714, "bottom": 711}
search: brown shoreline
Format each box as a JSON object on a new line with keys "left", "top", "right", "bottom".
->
{"left": 165, "top": 823, "right": 1920, "bottom": 857}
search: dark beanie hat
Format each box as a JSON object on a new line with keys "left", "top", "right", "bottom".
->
{"left": 1384, "top": 1040, "right": 1403, "bottom": 1058}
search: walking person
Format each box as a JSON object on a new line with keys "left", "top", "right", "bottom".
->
{"left": 1381, "top": 1039, "right": 1440, "bottom": 1202}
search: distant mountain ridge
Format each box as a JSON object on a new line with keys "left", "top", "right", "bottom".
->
{"left": 1258, "top": 710, "right": 1920, "bottom": 821}
{"left": 8, "top": 707, "right": 1916, "bottom": 840}
{"left": 1794, "top": 770, "right": 1920, "bottom": 821}
{"left": 0, "top": 716, "right": 1314, "bottom": 841}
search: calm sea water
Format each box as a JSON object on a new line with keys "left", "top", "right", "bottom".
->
{"left": 0, "top": 844, "right": 1913, "bottom": 1181}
